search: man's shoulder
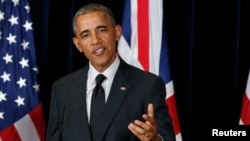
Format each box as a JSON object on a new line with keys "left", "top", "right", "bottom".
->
{"left": 54, "top": 67, "right": 87, "bottom": 84}
{"left": 122, "top": 61, "right": 161, "bottom": 81}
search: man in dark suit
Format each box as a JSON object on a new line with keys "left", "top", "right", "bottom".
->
{"left": 46, "top": 3, "right": 176, "bottom": 141}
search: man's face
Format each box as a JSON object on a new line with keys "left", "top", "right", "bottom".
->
{"left": 73, "top": 11, "right": 121, "bottom": 72}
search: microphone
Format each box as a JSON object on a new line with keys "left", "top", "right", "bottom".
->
{"left": 57, "top": 107, "right": 66, "bottom": 141}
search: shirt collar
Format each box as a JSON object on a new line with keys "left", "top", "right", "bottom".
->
{"left": 88, "top": 55, "right": 120, "bottom": 85}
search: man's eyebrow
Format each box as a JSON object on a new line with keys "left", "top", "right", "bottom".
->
{"left": 78, "top": 25, "right": 108, "bottom": 36}
{"left": 96, "top": 25, "right": 107, "bottom": 29}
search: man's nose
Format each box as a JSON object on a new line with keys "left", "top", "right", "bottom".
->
{"left": 91, "top": 33, "right": 101, "bottom": 44}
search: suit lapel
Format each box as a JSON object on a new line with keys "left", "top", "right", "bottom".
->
{"left": 98, "top": 60, "right": 133, "bottom": 140}
{"left": 72, "top": 66, "right": 93, "bottom": 141}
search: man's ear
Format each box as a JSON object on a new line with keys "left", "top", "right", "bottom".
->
{"left": 72, "top": 37, "right": 82, "bottom": 53}
{"left": 115, "top": 24, "right": 122, "bottom": 41}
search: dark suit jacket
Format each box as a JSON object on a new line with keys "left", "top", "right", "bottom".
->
{"left": 46, "top": 59, "right": 176, "bottom": 141}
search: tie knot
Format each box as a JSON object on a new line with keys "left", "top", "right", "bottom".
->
{"left": 95, "top": 74, "right": 106, "bottom": 85}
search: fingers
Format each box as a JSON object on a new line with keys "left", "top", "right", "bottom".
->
{"left": 128, "top": 118, "right": 157, "bottom": 140}
{"left": 128, "top": 120, "right": 152, "bottom": 140}
{"left": 128, "top": 103, "right": 158, "bottom": 140}
{"left": 129, "top": 119, "right": 154, "bottom": 131}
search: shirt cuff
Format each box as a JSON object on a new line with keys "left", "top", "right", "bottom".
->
{"left": 157, "top": 134, "right": 164, "bottom": 141}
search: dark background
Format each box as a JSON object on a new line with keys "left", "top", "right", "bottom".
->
{"left": 29, "top": 0, "right": 250, "bottom": 140}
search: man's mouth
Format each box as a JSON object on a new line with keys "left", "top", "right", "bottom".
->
{"left": 94, "top": 48, "right": 105, "bottom": 55}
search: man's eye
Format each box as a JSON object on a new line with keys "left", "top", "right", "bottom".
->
{"left": 82, "top": 34, "right": 88, "bottom": 38}
{"left": 99, "top": 28, "right": 106, "bottom": 32}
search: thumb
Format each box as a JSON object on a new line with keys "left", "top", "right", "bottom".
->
{"left": 147, "top": 103, "right": 154, "bottom": 118}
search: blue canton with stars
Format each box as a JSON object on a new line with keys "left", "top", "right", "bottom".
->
{"left": 0, "top": 0, "right": 41, "bottom": 130}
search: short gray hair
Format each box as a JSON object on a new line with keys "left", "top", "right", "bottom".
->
{"left": 72, "top": 3, "right": 116, "bottom": 34}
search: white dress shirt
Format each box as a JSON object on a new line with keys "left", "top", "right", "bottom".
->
{"left": 86, "top": 55, "right": 120, "bottom": 123}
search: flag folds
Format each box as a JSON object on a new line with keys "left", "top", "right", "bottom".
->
{"left": 117, "top": 0, "right": 182, "bottom": 140}
{"left": 0, "top": 0, "right": 45, "bottom": 140}
{"left": 240, "top": 69, "right": 250, "bottom": 125}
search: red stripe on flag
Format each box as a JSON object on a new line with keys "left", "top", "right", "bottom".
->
{"left": 29, "top": 104, "right": 46, "bottom": 141}
{"left": 0, "top": 125, "right": 21, "bottom": 141}
{"left": 138, "top": 0, "right": 149, "bottom": 71}
{"left": 165, "top": 95, "right": 181, "bottom": 134}
{"left": 240, "top": 92, "right": 250, "bottom": 124}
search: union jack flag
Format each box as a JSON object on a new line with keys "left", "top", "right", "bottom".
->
{"left": 117, "top": 0, "right": 182, "bottom": 140}
{"left": 0, "top": 0, "right": 45, "bottom": 140}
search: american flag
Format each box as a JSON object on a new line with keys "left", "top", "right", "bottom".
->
{"left": 0, "top": 0, "right": 45, "bottom": 140}
{"left": 117, "top": 0, "right": 182, "bottom": 140}
{"left": 239, "top": 69, "right": 250, "bottom": 125}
